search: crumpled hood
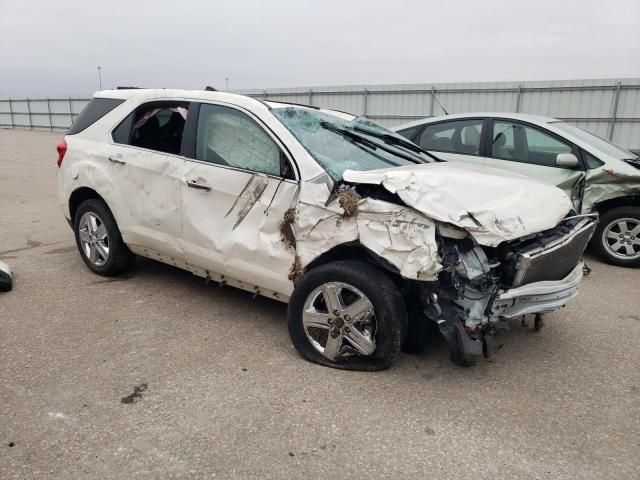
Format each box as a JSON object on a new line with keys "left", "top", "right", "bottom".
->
{"left": 343, "top": 162, "right": 573, "bottom": 247}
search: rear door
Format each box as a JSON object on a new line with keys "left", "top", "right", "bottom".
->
{"left": 482, "top": 119, "right": 586, "bottom": 206}
{"left": 409, "top": 118, "right": 486, "bottom": 166}
{"left": 108, "top": 100, "right": 190, "bottom": 262}
{"left": 180, "top": 102, "right": 298, "bottom": 297}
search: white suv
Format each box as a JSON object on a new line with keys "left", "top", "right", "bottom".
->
{"left": 57, "top": 89, "right": 596, "bottom": 370}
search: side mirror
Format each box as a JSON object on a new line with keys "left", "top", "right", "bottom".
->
{"left": 556, "top": 153, "right": 579, "bottom": 168}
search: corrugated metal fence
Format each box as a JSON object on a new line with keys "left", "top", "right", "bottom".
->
{"left": 2, "top": 78, "right": 639, "bottom": 148}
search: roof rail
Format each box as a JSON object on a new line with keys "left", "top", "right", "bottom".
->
{"left": 116, "top": 86, "right": 143, "bottom": 90}
{"left": 262, "top": 99, "right": 320, "bottom": 110}
{"left": 204, "top": 86, "right": 218, "bottom": 91}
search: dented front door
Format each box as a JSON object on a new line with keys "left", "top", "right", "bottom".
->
{"left": 180, "top": 162, "right": 297, "bottom": 296}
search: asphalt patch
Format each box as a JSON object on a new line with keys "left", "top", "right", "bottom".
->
{"left": 121, "top": 383, "right": 148, "bottom": 404}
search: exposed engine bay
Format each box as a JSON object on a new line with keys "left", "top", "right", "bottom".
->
{"left": 417, "top": 215, "right": 596, "bottom": 364}
{"left": 308, "top": 180, "right": 598, "bottom": 365}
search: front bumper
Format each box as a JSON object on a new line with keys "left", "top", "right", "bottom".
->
{"left": 491, "top": 261, "right": 584, "bottom": 318}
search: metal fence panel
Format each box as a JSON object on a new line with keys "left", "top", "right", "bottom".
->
{"left": 2, "top": 79, "right": 639, "bottom": 148}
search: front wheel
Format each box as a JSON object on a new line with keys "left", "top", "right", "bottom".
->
{"left": 591, "top": 206, "right": 640, "bottom": 268}
{"left": 287, "top": 260, "right": 407, "bottom": 371}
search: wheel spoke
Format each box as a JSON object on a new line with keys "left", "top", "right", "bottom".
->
{"left": 343, "top": 297, "right": 373, "bottom": 321}
{"left": 79, "top": 229, "right": 92, "bottom": 243}
{"left": 302, "top": 310, "right": 332, "bottom": 330}
{"left": 87, "top": 214, "right": 98, "bottom": 234}
{"left": 624, "top": 244, "right": 635, "bottom": 256}
{"left": 95, "top": 242, "right": 109, "bottom": 261}
{"left": 344, "top": 327, "right": 376, "bottom": 355}
{"left": 95, "top": 223, "right": 107, "bottom": 241}
{"left": 323, "top": 333, "right": 343, "bottom": 360}
{"left": 321, "top": 284, "right": 342, "bottom": 314}
{"left": 629, "top": 224, "right": 640, "bottom": 236}
{"left": 612, "top": 241, "right": 624, "bottom": 252}
{"left": 617, "top": 220, "right": 629, "bottom": 234}
{"left": 88, "top": 244, "right": 98, "bottom": 263}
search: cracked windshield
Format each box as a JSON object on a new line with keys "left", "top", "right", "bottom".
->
{"left": 272, "top": 107, "right": 431, "bottom": 180}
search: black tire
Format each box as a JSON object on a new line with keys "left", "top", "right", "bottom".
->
{"left": 591, "top": 206, "right": 640, "bottom": 268}
{"left": 402, "top": 303, "right": 433, "bottom": 354}
{"left": 73, "top": 198, "right": 135, "bottom": 276}
{"left": 287, "top": 260, "right": 407, "bottom": 371}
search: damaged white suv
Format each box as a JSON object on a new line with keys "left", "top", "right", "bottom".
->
{"left": 57, "top": 89, "right": 596, "bottom": 370}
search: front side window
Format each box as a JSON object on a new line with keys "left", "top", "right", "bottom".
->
{"left": 272, "top": 107, "right": 430, "bottom": 181}
{"left": 113, "top": 102, "right": 188, "bottom": 155}
{"left": 417, "top": 119, "right": 483, "bottom": 155}
{"left": 196, "top": 104, "right": 282, "bottom": 177}
{"left": 492, "top": 121, "right": 572, "bottom": 167}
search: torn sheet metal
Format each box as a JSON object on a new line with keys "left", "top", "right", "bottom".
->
{"left": 343, "top": 162, "right": 573, "bottom": 247}
{"left": 225, "top": 175, "right": 270, "bottom": 230}
{"left": 293, "top": 182, "right": 441, "bottom": 281}
{"left": 582, "top": 167, "right": 640, "bottom": 213}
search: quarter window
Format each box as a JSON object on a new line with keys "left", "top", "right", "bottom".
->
{"left": 491, "top": 121, "right": 572, "bottom": 167}
{"left": 417, "top": 120, "right": 483, "bottom": 155}
{"left": 68, "top": 98, "right": 124, "bottom": 135}
{"left": 196, "top": 104, "right": 282, "bottom": 177}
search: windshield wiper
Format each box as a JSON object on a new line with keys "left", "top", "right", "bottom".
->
{"left": 319, "top": 121, "right": 424, "bottom": 165}
{"left": 352, "top": 125, "right": 441, "bottom": 162}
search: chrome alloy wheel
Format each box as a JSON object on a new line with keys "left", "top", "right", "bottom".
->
{"left": 602, "top": 217, "right": 640, "bottom": 260}
{"left": 78, "top": 212, "right": 110, "bottom": 266}
{"left": 302, "top": 282, "right": 376, "bottom": 361}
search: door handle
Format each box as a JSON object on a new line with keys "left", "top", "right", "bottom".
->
{"left": 108, "top": 156, "right": 126, "bottom": 165}
{"left": 186, "top": 180, "right": 212, "bottom": 192}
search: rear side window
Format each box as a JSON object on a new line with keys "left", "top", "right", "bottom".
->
{"left": 112, "top": 102, "right": 189, "bottom": 155}
{"left": 396, "top": 125, "right": 421, "bottom": 141}
{"left": 418, "top": 119, "right": 483, "bottom": 155}
{"left": 67, "top": 98, "right": 123, "bottom": 135}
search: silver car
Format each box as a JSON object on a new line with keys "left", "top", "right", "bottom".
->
{"left": 395, "top": 113, "right": 640, "bottom": 267}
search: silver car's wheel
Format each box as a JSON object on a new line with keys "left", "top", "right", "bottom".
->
{"left": 78, "top": 211, "right": 110, "bottom": 266}
{"left": 302, "top": 281, "right": 376, "bottom": 361}
{"left": 602, "top": 217, "right": 640, "bottom": 260}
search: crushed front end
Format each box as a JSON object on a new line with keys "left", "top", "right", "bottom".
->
{"left": 420, "top": 215, "right": 597, "bottom": 365}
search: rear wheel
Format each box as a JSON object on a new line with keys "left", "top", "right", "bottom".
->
{"left": 287, "top": 260, "right": 407, "bottom": 371}
{"left": 591, "top": 206, "right": 640, "bottom": 268}
{"left": 73, "top": 199, "right": 135, "bottom": 276}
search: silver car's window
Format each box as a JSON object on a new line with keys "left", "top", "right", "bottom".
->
{"left": 197, "top": 103, "right": 281, "bottom": 176}
{"left": 418, "top": 119, "right": 483, "bottom": 155}
{"left": 272, "top": 107, "right": 425, "bottom": 180}
{"left": 552, "top": 121, "right": 634, "bottom": 159}
{"left": 492, "top": 121, "right": 572, "bottom": 167}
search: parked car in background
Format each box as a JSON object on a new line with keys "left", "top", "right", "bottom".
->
{"left": 395, "top": 113, "right": 640, "bottom": 267}
{"left": 57, "top": 91, "right": 596, "bottom": 369}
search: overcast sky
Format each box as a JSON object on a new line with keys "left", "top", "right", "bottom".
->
{"left": 1, "top": 0, "right": 639, "bottom": 97}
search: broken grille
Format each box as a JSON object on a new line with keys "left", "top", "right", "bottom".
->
{"left": 505, "top": 216, "right": 597, "bottom": 287}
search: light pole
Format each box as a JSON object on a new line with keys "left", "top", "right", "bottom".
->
{"left": 97, "top": 66, "right": 103, "bottom": 89}
{"left": 225, "top": 77, "right": 229, "bottom": 91}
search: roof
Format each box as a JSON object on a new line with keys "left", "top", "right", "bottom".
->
{"left": 93, "top": 89, "right": 353, "bottom": 117}
{"left": 395, "top": 112, "right": 560, "bottom": 130}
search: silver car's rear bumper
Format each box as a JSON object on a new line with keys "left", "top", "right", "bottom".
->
{"left": 492, "top": 261, "right": 584, "bottom": 318}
